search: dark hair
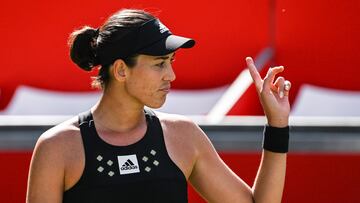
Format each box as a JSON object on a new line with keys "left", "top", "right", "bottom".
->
{"left": 68, "top": 9, "right": 155, "bottom": 89}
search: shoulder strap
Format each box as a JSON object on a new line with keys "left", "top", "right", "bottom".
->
{"left": 144, "top": 107, "right": 156, "bottom": 117}
{"left": 77, "top": 110, "right": 94, "bottom": 156}
{"left": 78, "top": 110, "right": 93, "bottom": 126}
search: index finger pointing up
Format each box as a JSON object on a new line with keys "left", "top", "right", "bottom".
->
{"left": 246, "top": 57, "right": 262, "bottom": 88}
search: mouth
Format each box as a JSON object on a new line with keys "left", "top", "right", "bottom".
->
{"left": 159, "top": 85, "right": 171, "bottom": 93}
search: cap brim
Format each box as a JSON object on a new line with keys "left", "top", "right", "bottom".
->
{"left": 138, "top": 35, "right": 195, "bottom": 56}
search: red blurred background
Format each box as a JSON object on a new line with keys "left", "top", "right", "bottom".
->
{"left": 1, "top": 0, "right": 360, "bottom": 202}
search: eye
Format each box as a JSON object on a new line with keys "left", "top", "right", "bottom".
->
{"left": 155, "top": 61, "right": 166, "bottom": 68}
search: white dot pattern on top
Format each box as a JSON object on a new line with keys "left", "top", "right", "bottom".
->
{"left": 153, "top": 160, "right": 159, "bottom": 166}
{"left": 97, "top": 166, "right": 104, "bottom": 172}
{"left": 107, "top": 160, "right": 113, "bottom": 166}
{"left": 141, "top": 149, "right": 161, "bottom": 173}
{"left": 95, "top": 154, "right": 117, "bottom": 177}
{"left": 142, "top": 156, "right": 149, "bottom": 162}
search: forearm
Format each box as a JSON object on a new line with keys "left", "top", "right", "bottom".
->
{"left": 251, "top": 125, "right": 289, "bottom": 203}
{"left": 252, "top": 150, "right": 287, "bottom": 203}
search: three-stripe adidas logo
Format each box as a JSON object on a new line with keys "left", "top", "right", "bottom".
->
{"left": 117, "top": 155, "right": 140, "bottom": 175}
{"left": 121, "top": 159, "right": 138, "bottom": 170}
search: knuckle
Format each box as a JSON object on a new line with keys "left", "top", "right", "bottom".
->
{"left": 277, "top": 76, "right": 285, "bottom": 81}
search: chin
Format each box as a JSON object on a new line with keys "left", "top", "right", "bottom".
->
{"left": 146, "top": 98, "right": 166, "bottom": 109}
{"left": 146, "top": 102, "right": 164, "bottom": 109}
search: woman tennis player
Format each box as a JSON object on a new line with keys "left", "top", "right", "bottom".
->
{"left": 27, "top": 9, "right": 291, "bottom": 203}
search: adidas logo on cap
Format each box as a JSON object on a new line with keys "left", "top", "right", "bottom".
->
{"left": 158, "top": 21, "right": 169, "bottom": 34}
{"left": 117, "top": 155, "right": 140, "bottom": 175}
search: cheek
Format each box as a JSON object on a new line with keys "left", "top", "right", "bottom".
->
{"left": 125, "top": 67, "right": 168, "bottom": 107}
{"left": 125, "top": 77, "right": 167, "bottom": 108}
{"left": 126, "top": 78, "right": 152, "bottom": 96}
{"left": 126, "top": 74, "right": 158, "bottom": 99}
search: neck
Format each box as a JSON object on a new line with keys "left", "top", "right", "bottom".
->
{"left": 91, "top": 84, "right": 146, "bottom": 134}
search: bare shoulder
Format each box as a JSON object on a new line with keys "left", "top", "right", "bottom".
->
{"left": 154, "top": 111, "right": 210, "bottom": 153}
{"left": 37, "top": 116, "right": 80, "bottom": 147}
{"left": 155, "top": 111, "right": 204, "bottom": 138}
{"left": 34, "top": 116, "right": 82, "bottom": 162}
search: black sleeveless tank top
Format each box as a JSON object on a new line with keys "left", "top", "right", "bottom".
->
{"left": 63, "top": 109, "right": 188, "bottom": 203}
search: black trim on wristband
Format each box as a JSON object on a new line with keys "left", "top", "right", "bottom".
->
{"left": 263, "top": 125, "right": 290, "bottom": 153}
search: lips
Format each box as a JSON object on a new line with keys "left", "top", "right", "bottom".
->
{"left": 159, "top": 85, "right": 171, "bottom": 92}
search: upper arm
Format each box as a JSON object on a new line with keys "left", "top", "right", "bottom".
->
{"left": 188, "top": 123, "right": 254, "bottom": 203}
{"left": 26, "top": 131, "right": 67, "bottom": 203}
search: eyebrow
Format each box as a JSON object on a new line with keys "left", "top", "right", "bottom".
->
{"left": 153, "top": 53, "right": 176, "bottom": 60}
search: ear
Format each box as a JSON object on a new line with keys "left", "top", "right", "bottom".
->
{"left": 112, "top": 59, "right": 127, "bottom": 82}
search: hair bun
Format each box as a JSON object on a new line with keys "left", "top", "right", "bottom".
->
{"left": 68, "top": 26, "right": 100, "bottom": 71}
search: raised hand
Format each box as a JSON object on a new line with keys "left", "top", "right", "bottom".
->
{"left": 246, "top": 57, "right": 291, "bottom": 127}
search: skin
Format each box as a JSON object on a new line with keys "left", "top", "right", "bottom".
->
{"left": 26, "top": 53, "right": 291, "bottom": 203}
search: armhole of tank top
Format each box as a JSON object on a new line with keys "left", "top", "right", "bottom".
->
{"left": 145, "top": 109, "right": 188, "bottom": 181}
{"left": 65, "top": 110, "right": 93, "bottom": 191}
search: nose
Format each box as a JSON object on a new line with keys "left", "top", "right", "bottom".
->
{"left": 164, "top": 64, "right": 176, "bottom": 82}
